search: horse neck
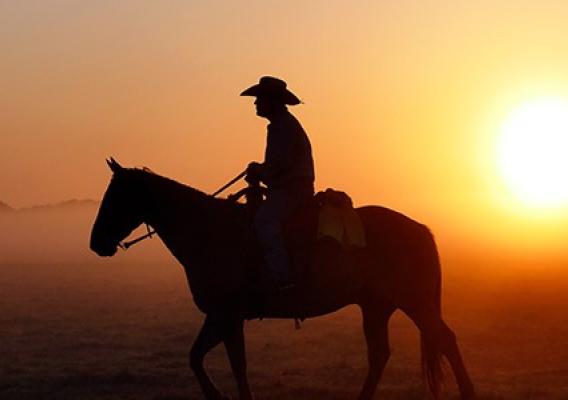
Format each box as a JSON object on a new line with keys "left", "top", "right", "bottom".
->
{"left": 138, "top": 172, "right": 239, "bottom": 268}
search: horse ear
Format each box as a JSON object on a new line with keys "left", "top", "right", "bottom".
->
{"left": 106, "top": 157, "right": 123, "bottom": 173}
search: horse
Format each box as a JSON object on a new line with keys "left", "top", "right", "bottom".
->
{"left": 90, "top": 158, "right": 475, "bottom": 400}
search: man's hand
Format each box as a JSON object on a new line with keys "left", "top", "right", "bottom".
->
{"left": 245, "top": 162, "right": 264, "bottom": 184}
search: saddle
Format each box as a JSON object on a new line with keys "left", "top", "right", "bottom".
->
{"left": 287, "top": 188, "right": 367, "bottom": 287}
{"left": 233, "top": 184, "right": 366, "bottom": 288}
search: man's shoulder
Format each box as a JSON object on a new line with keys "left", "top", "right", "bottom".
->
{"left": 278, "top": 110, "right": 305, "bottom": 133}
{"left": 283, "top": 109, "right": 300, "bottom": 123}
{"left": 268, "top": 111, "right": 295, "bottom": 129}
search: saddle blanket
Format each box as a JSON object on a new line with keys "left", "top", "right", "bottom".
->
{"left": 315, "top": 189, "right": 366, "bottom": 248}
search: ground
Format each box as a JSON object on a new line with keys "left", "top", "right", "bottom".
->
{"left": 1, "top": 260, "right": 567, "bottom": 400}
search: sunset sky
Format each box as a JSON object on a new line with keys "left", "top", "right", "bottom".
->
{"left": 2, "top": 1, "right": 568, "bottom": 261}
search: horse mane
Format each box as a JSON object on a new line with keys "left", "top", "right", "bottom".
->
{"left": 124, "top": 167, "right": 243, "bottom": 216}
{"left": 128, "top": 167, "right": 208, "bottom": 199}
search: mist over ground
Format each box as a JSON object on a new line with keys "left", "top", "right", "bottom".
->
{"left": 0, "top": 201, "right": 169, "bottom": 265}
{"left": 1, "top": 202, "right": 567, "bottom": 399}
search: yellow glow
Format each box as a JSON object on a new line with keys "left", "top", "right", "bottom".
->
{"left": 498, "top": 98, "right": 568, "bottom": 209}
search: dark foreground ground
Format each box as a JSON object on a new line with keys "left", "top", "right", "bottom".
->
{"left": 1, "top": 260, "right": 567, "bottom": 400}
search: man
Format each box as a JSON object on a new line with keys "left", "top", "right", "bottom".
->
{"left": 241, "top": 76, "right": 315, "bottom": 290}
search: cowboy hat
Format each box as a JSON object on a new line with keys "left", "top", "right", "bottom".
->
{"left": 240, "top": 76, "right": 301, "bottom": 105}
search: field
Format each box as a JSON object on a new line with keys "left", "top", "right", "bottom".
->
{"left": 2, "top": 257, "right": 567, "bottom": 400}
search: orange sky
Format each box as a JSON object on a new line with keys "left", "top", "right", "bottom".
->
{"left": 2, "top": 1, "right": 568, "bottom": 260}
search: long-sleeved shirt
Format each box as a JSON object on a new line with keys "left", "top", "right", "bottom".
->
{"left": 261, "top": 109, "right": 315, "bottom": 189}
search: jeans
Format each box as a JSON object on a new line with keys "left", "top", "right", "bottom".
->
{"left": 253, "top": 183, "right": 313, "bottom": 282}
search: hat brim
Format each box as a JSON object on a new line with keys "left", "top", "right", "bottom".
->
{"left": 240, "top": 84, "right": 301, "bottom": 105}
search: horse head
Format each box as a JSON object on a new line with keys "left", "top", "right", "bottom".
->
{"left": 90, "top": 158, "right": 147, "bottom": 257}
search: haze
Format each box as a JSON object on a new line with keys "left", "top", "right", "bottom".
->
{"left": 3, "top": 2, "right": 568, "bottom": 265}
{"left": 2, "top": 3, "right": 568, "bottom": 398}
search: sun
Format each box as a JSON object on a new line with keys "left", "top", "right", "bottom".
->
{"left": 498, "top": 97, "right": 568, "bottom": 208}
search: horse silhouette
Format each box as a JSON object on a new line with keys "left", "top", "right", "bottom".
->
{"left": 90, "top": 159, "right": 475, "bottom": 400}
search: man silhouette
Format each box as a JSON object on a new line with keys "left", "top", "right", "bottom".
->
{"left": 241, "top": 76, "right": 315, "bottom": 290}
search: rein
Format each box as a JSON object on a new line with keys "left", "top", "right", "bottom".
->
{"left": 118, "top": 223, "right": 155, "bottom": 250}
{"left": 119, "top": 169, "right": 246, "bottom": 250}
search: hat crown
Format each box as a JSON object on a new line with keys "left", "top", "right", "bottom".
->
{"left": 240, "top": 76, "right": 301, "bottom": 105}
{"left": 258, "top": 76, "right": 287, "bottom": 90}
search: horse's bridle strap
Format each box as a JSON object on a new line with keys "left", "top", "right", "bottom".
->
{"left": 119, "top": 169, "right": 246, "bottom": 250}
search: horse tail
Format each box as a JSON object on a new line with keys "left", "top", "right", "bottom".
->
{"left": 420, "top": 232, "right": 444, "bottom": 399}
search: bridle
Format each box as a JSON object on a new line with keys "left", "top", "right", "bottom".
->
{"left": 118, "top": 223, "right": 155, "bottom": 250}
{"left": 119, "top": 169, "right": 247, "bottom": 250}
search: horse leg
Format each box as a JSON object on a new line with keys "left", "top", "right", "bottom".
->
{"left": 189, "top": 315, "right": 230, "bottom": 400}
{"left": 357, "top": 304, "right": 395, "bottom": 400}
{"left": 223, "top": 319, "right": 253, "bottom": 400}
{"left": 406, "top": 307, "right": 475, "bottom": 400}
{"left": 438, "top": 320, "right": 475, "bottom": 399}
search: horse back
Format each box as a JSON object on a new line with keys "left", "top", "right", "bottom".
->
{"left": 355, "top": 205, "right": 441, "bottom": 305}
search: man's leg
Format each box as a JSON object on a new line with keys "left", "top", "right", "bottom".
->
{"left": 253, "top": 190, "right": 291, "bottom": 284}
